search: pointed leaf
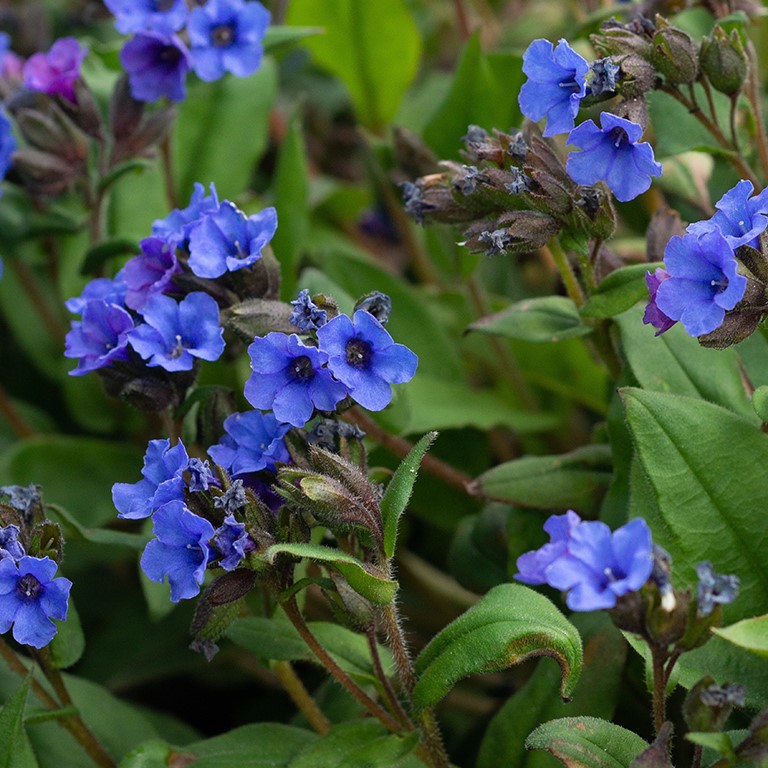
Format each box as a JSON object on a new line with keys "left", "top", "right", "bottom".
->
{"left": 263, "top": 543, "right": 397, "bottom": 604}
{"left": 0, "top": 677, "right": 38, "bottom": 768}
{"left": 49, "top": 597, "right": 84, "bottom": 670}
{"left": 580, "top": 263, "right": 663, "bottom": 319}
{"left": 412, "top": 583, "right": 582, "bottom": 711}
{"left": 525, "top": 717, "right": 648, "bottom": 768}
{"left": 381, "top": 432, "right": 437, "bottom": 558}
{"left": 713, "top": 615, "right": 768, "bottom": 657}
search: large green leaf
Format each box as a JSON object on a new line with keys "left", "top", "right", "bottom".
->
{"left": 412, "top": 583, "right": 582, "bottom": 711}
{"left": 580, "top": 264, "right": 663, "bottom": 320}
{"left": 477, "top": 614, "right": 626, "bottom": 768}
{"left": 263, "top": 543, "right": 397, "bottom": 604}
{"left": 285, "top": 0, "right": 420, "bottom": 131}
{"left": 0, "top": 677, "right": 38, "bottom": 768}
{"left": 381, "top": 432, "right": 437, "bottom": 558}
{"left": 525, "top": 717, "right": 648, "bottom": 768}
{"left": 472, "top": 444, "right": 612, "bottom": 515}
{"left": 49, "top": 597, "right": 85, "bottom": 670}
{"left": 469, "top": 297, "right": 593, "bottom": 343}
{"left": 617, "top": 306, "right": 754, "bottom": 419}
{"left": 714, "top": 614, "right": 768, "bottom": 657}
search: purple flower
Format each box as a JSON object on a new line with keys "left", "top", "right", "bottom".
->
{"left": 687, "top": 179, "right": 768, "bottom": 250}
{"left": 516, "top": 514, "right": 654, "bottom": 611}
{"left": 152, "top": 181, "right": 220, "bottom": 251}
{"left": 316, "top": 310, "right": 418, "bottom": 411}
{"left": 128, "top": 291, "right": 225, "bottom": 372}
{"left": 140, "top": 501, "right": 215, "bottom": 602}
{"left": 208, "top": 411, "right": 290, "bottom": 476}
{"left": 105, "top": 0, "right": 188, "bottom": 35}
{"left": 120, "top": 32, "right": 192, "bottom": 103}
{"left": 65, "top": 275, "right": 128, "bottom": 315}
{"left": 0, "top": 556, "right": 71, "bottom": 648}
{"left": 23, "top": 37, "right": 87, "bottom": 103}
{"left": 654, "top": 230, "right": 747, "bottom": 337}
{"left": 518, "top": 39, "right": 589, "bottom": 138}
{"left": 187, "top": 0, "right": 270, "bottom": 82}
{"left": 187, "top": 201, "right": 277, "bottom": 278}
{"left": 290, "top": 289, "right": 327, "bottom": 332}
{"left": 0, "top": 32, "right": 22, "bottom": 81}
{"left": 112, "top": 438, "right": 189, "bottom": 520}
{"left": 0, "top": 525, "right": 24, "bottom": 562}
{"left": 64, "top": 299, "right": 135, "bottom": 376}
{"left": 515, "top": 510, "right": 581, "bottom": 585}
{"left": 566, "top": 112, "right": 662, "bottom": 202}
{"left": 642, "top": 268, "right": 677, "bottom": 336}
{"left": 122, "top": 237, "right": 182, "bottom": 310}
{"left": 211, "top": 514, "right": 253, "bottom": 570}
{"left": 245, "top": 333, "right": 349, "bottom": 427}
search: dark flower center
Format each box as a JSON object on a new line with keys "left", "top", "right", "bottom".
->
{"left": 345, "top": 338, "right": 373, "bottom": 369}
{"left": 212, "top": 24, "right": 236, "bottom": 47}
{"left": 153, "top": 0, "right": 176, "bottom": 10}
{"left": 608, "top": 127, "right": 629, "bottom": 148}
{"left": 17, "top": 574, "right": 43, "bottom": 601}
{"left": 290, "top": 355, "right": 315, "bottom": 382}
{"left": 158, "top": 44, "right": 182, "bottom": 65}
{"left": 709, "top": 276, "right": 728, "bottom": 293}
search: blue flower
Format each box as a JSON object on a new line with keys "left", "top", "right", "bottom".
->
{"left": 104, "top": 0, "right": 188, "bottom": 35}
{"left": 0, "top": 525, "right": 24, "bottom": 562}
{"left": 208, "top": 411, "right": 290, "bottom": 476}
{"left": 187, "top": 200, "right": 277, "bottom": 278}
{"left": 141, "top": 501, "right": 215, "bottom": 602}
{"left": 187, "top": 458, "right": 217, "bottom": 492}
{"left": 23, "top": 38, "right": 87, "bottom": 103}
{"left": 289, "top": 289, "right": 327, "bottom": 332}
{"left": 128, "top": 291, "right": 225, "bottom": 371}
{"left": 152, "top": 181, "right": 220, "bottom": 251}
{"left": 516, "top": 514, "right": 654, "bottom": 611}
{"left": 654, "top": 230, "right": 747, "bottom": 337}
{"left": 211, "top": 514, "right": 253, "bottom": 570}
{"left": 65, "top": 275, "right": 128, "bottom": 315}
{"left": 642, "top": 268, "right": 677, "bottom": 336}
{"left": 0, "top": 556, "right": 71, "bottom": 648}
{"left": 64, "top": 299, "right": 135, "bottom": 376}
{"left": 0, "top": 109, "right": 16, "bottom": 188}
{"left": 566, "top": 112, "right": 662, "bottom": 202}
{"left": 112, "top": 438, "right": 189, "bottom": 520}
{"left": 187, "top": 0, "right": 270, "bottom": 82}
{"left": 316, "top": 310, "right": 418, "bottom": 411}
{"left": 687, "top": 179, "right": 768, "bottom": 249}
{"left": 696, "top": 561, "right": 739, "bottom": 617}
{"left": 122, "top": 237, "right": 181, "bottom": 310}
{"left": 120, "top": 32, "right": 192, "bottom": 102}
{"left": 244, "top": 333, "right": 349, "bottom": 427}
{"left": 518, "top": 39, "right": 589, "bottom": 138}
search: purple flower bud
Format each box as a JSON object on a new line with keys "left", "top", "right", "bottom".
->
{"left": 23, "top": 38, "right": 87, "bottom": 103}
{"left": 643, "top": 268, "right": 677, "bottom": 336}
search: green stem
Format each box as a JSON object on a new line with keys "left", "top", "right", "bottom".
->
{"left": 160, "top": 134, "right": 179, "bottom": 211}
{"left": 0, "top": 382, "right": 35, "bottom": 438}
{"left": 272, "top": 661, "right": 331, "bottom": 735}
{"left": 545, "top": 237, "right": 585, "bottom": 307}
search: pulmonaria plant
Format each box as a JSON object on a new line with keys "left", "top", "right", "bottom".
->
{"left": 119, "top": 32, "right": 192, "bottom": 102}
{"left": 104, "top": 0, "right": 189, "bottom": 35}
{"left": 22, "top": 37, "right": 87, "bottom": 103}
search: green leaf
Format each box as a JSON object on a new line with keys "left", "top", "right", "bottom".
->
{"left": 80, "top": 237, "right": 139, "bottom": 275}
{"left": 617, "top": 305, "right": 754, "bottom": 419}
{"left": 525, "top": 717, "right": 648, "bottom": 768}
{"left": 422, "top": 35, "right": 524, "bottom": 159}
{"left": 289, "top": 721, "right": 418, "bottom": 768}
{"left": 472, "top": 444, "right": 612, "bottom": 514}
{"left": 227, "top": 616, "right": 393, "bottom": 688}
{"left": 49, "top": 597, "right": 85, "bottom": 670}
{"left": 713, "top": 614, "right": 768, "bottom": 657}
{"left": 273, "top": 113, "right": 309, "bottom": 301}
{"left": 469, "top": 297, "right": 593, "bottom": 343}
{"left": 623, "top": 388, "right": 768, "bottom": 620}
{"left": 580, "top": 263, "right": 662, "bottom": 319}
{"left": 118, "top": 740, "right": 172, "bottom": 768}
{"left": 47, "top": 503, "right": 148, "bottom": 551}
{"left": 0, "top": 677, "right": 38, "bottom": 768}
{"left": 647, "top": 88, "right": 720, "bottom": 158}
{"left": 263, "top": 26, "right": 322, "bottom": 52}
{"left": 173, "top": 58, "right": 277, "bottom": 200}
{"left": 685, "top": 731, "right": 737, "bottom": 760}
{"left": 381, "top": 432, "right": 437, "bottom": 559}
{"left": 477, "top": 614, "right": 626, "bottom": 768}
{"left": 263, "top": 543, "right": 397, "bottom": 604}
{"left": 188, "top": 723, "right": 317, "bottom": 767}
{"left": 412, "top": 583, "right": 582, "bottom": 711}
{"left": 285, "top": 0, "right": 421, "bottom": 131}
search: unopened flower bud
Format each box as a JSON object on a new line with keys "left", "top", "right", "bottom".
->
{"left": 651, "top": 17, "right": 699, "bottom": 85}
{"left": 701, "top": 26, "right": 748, "bottom": 96}
{"left": 684, "top": 675, "right": 745, "bottom": 732}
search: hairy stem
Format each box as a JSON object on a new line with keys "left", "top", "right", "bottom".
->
{"left": 651, "top": 647, "right": 667, "bottom": 735}
{"left": 544, "top": 237, "right": 585, "bottom": 307}
{"left": 365, "top": 626, "right": 412, "bottom": 727}
{"left": 272, "top": 661, "right": 331, "bottom": 734}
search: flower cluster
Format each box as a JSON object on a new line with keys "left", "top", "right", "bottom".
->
{"left": 643, "top": 180, "right": 761, "bottom": 338}
{"left": 65, "top": 182, "right": 277, "bottom": 377}
{"left": 518, "top": 39, "right": 661, "bottom": 202}
{"left": 0, "top": 524, "right": 71, "bottom": 648}
{"left": 108, "top": 0, "right": 271, "bottom": 101}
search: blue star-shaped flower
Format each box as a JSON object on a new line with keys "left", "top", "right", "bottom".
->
{"left": 518, "top": 39, "right": 589, "bottom": 138}
{"left": 120, "top": 32, "right": 192, "bottom": 103}
{"left": 655, "top": 230, "right": 747, "bottom": 337}
{"left": 104, "top": 0, "right": 188, "bottom": 35}
{"left": 122, "top": 237, "right": 181, "bottom": 310}
{"left": 566, "top": 112, "right": 662, "bottom": 202}
{"left": 208, "top": 411, "right": 291, "bottom": 476}
{"left": 152, "top": 182, "right": 220, "bottom": 251}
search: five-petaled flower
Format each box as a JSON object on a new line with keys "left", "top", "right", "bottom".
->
{"left": 120, "top": 32, "right": 192, "bottom": 102}
{"left": 105, "top": 0, "right": 188, "bottom": 35}
{"left": 566, "top": 112, "right": 662, "bottom": 202}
